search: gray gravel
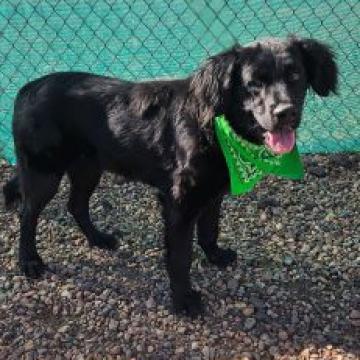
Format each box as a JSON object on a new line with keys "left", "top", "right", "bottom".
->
{"left": 0, "top": 154, "right": 359, "bottom": 359}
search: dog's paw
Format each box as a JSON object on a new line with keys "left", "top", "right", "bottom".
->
{"left": 173, "top": 289, "right": 204, "bottom": 318}
{"left": 19, "top": 255, "right": 47, "bottom": 279}
{"left": 89, "top": 232, "right": 118, "bottom": 251}
{"left": 206, "top": 246, "right": 237, "bottom": 268}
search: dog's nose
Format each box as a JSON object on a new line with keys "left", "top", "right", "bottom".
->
{"left": 273, "top": 104, "right": 297, "bottom": 126}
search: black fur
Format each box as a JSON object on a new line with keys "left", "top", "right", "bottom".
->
{"left": 3, "top": 36, "right": 337, "bottom": 316}
{"left": 293, "top": 37, "right": 338, "bottom": 96}
{"left": 2, "top": 175, "right": 21, "bottom": 209}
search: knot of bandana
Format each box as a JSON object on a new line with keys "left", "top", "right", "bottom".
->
{"left": 214, "top": 115, "right": 304, "bottom": 195}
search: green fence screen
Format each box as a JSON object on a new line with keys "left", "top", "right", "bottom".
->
{"left": 0, "top": 0, "right": 359, "bottom": 164}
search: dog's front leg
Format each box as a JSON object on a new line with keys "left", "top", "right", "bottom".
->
{"left": 163, "top": 203, "right": 202, "bottom": 317}
{"left": 197, "top": 195, "right": 237, "bottom": 267}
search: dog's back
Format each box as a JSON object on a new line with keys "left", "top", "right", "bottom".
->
{"left": 11, "top": 72, "right": 185, "bottom": 183}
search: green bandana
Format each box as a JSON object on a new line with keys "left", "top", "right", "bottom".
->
{"left": 214, "top": 115, "right": 304, "bottom": 195}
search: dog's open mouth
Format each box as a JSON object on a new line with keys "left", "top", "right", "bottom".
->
{"left": 264, "top": 129, "right": 296, "bottom": 154}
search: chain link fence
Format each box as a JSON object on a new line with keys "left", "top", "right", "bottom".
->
{"left": 0, "top": 0, "right": 359, "bottom": 163}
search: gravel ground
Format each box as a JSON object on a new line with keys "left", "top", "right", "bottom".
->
{"left": 0, "top": 154, "right": 359, "bottom": 360}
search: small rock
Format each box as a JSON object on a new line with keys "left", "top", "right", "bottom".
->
{"left": 109, "top": 346, "right": 122, "bottom": 355}
{"left": 227, "top": 278, "right": 238, "bottom": 291}
{"left": 24, "top": 340, "right": 34, "bottom": 351}
{"left": 242, "top": 306, "right": 254, "bottom": 317}
{"left": 275, "top": 223, "right": 283, "bottom": 230}
{"left": 24, "top": 350, "right": 36, "bottom": 360}
{"left": 57, "top": 325, "right": 69, "bottom": 333}
{"left": 267, "top": 285, "right": 277, "bottom": 295}
{"left": 259, "top": 212, "right": 267, "bottom": 221}
{"left": 237, "top": 352, "right": 260, "bottom": 360}
{"left": 260, "top": 333, "right": 272, "bottom": 345}
{"left": 108, "top": 319, "right": 118, "bottom": 331}
{"left": 145, "top": 297, "right": 155, "bottom": 309}
{"left": 52, "top": 305, "right": 60, "bottom": 315}
{"left": 37, "top": 349, "right": 48, "bottom": 356}
{"left": 202, "top": 346, "right": 210, "bottom": 358}
{"left": 278, "top": 330, "right": 288, "bottom": 341}
{"left": 178, "top": 326, "right": 186, "bottom": 334}
{"left": 237, "top": 286, "right": 245, "bottom": 296}
{"left": 269, "top": 346, "right": 279, "bottom": 356}
{"left": 175, "top": 346, "right": 184, "bottom": 354}
{"left": 191, "top": 342, "right": 198, "bottom": 350}
{"left": 300, "top": 349, "right": 310, "bottom": 358}
{"left": 301, "top": 244, "right": 311, "bottom": 253}
{"left": 60, "top": 290, "right": 71, "bottom": 299}
{"left": 283, "top": 255, "right": 294, "bottom": 266}
{"left": 349, "top": 309, "right": 360, "bottom": 326}
{"left": 244, "top": 317, "right": 256, "bottom": 330}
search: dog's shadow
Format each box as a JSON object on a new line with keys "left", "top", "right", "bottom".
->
{"left": 35, "top": 245, "right": 359, "bottom": 357}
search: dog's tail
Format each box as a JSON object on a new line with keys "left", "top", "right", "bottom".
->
{"left": 2, "top": 175, "right": 21, "bottom": 209}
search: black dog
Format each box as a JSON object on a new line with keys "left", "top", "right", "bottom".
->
{"left": 3, "top": 36, "right": 337, "bottom": 316}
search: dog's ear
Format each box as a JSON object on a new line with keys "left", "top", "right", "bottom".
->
{"left": 187, "top": 45, "right": 240, "bottom": 126}
{"left": 294, "top": 38, "right": 338, "bottom": 96}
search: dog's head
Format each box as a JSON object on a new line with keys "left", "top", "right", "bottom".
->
{"left": 189, "top": 36, "right": 338, "bottom": 153}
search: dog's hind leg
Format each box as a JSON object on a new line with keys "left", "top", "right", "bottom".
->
{"left": 3, "top": 175, "right": 21, "bottom": 209}
{"left": 197, "top": 196, "right": 237, "bottom": 268}
{"left": 67, "top": 159, "right": 118, "bottom": 250}
{"left": 18, "top": 168, "right": 62, "bottom": 278}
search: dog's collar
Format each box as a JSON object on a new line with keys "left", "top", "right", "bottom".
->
{"left": 214, "top": 115, "right": 304, "bottom": 195}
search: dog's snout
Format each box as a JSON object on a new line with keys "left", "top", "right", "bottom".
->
{"left": 273, "top": 104, "right": 297, "bottom": 126}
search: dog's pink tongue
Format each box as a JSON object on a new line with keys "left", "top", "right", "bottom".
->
{"left": 265, "top": 129, "right": 295, "bottom": 154}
